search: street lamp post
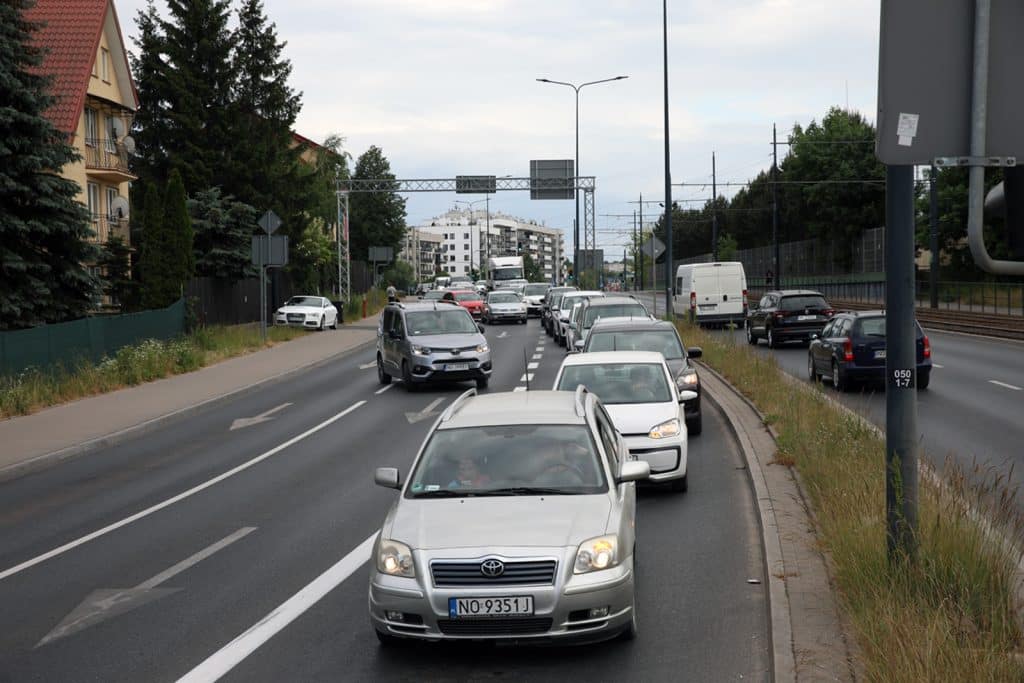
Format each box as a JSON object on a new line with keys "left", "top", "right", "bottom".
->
{"left": 536, "top": 75, "right": 628, "bottom": 283}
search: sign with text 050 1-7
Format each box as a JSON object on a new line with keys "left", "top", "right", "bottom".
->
{"left": 889, "top": 368, "right": 915, "bottom": 389}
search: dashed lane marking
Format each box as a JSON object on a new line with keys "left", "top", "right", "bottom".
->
{"left": 374, "top": 384, "right": 394, "bottom": 395}
{"left": 989, "top": 380, "right": 1022, "bottom": 391}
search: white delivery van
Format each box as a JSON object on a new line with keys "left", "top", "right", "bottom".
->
{"left": 672, "top": 262, "right": 748, "bottom": 326}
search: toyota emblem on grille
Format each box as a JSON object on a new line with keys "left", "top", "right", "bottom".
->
{"left": 480, "top": 559, "right": 505, "bottom": 578}
{"left": 450, "top": 348, "right": 461, "bottom": 355}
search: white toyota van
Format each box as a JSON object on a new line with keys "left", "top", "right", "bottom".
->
{"left": 672, "top": 262, "right": 748, "bottom": 326}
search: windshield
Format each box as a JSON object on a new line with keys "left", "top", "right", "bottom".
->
{"left": 557, "top": 362, "right": 672, "bottom": 405}
{"left": 407, "top": 425, "right": 606, "bottom": 497}
{"left": 405, "top": 310, "right": 479, "bottom": 336}
{"left": 524, "top": 284, "right": 549, "bottom": 296}
{"left": 488, "top": 292, "right": 520, "bottom": 304}
{"left": 780, "top": 295, "right": 829, "bottom": 311}
{"left": 586, "top": 330, "right": 684, "bottom": 360}
{"left": 493, "top": 267, "right": 524, "bottom": 281}
{"left": 286, "top": 296, "right": 322, "bottom": 307}
{"left": 422, "top": 290, "right": 445, "bottom": 300}
{"left": 853, "top": 317, "right": 924, "bottom": 338}
{"left": 450, "top": 276, "right": 471, "bottom": 283}
{"left": 560, "top": 296, "right": 585, "bottom": 313}
{"left": 583, "top": 304, "right": 647, "bottom": 327}
{"left": 454, "top": 292, "right": 481, "bottom": 302}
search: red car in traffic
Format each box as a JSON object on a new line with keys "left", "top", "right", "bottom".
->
{"left": 442, "top": 289, "right": 485, "bottom": 319}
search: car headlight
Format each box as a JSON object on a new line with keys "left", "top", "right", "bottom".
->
{"left": 376, "top": 538, "right": 416, "bottom": 578}
{"left": 574, "top": 534, "right": 619, "bottom": 574}
{"left": 476, "top": 344, "right": 489, "bottom": 353}
{"left": 649, "top": 418, "right": 681, "bottom": 439}
{"left": 411, "top": 345, "right": 431, "bottom": 355}
{"left": 305, "top": 313, "right": 318, "bottom": 319}
{"left": 677, "top": 371, "right": 699, "bottom": 388}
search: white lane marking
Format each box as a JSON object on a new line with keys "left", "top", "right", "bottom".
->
{"left": 374, "top": 384, "right": 394, "bottom": 395}
{"left": 177, "top": 534, "right": 376, "bottom": 683}
{"left": 0, "top": 402, "right": 366, "bottom": 583}
{"left": 527, "top": 362, "right": 539, "bottom": 370}
{"left": 932, "top": 363, "right": 944, "bottom": 369}
{"left": 229, "top": 403, "right": 292, "bottom": 431}
{"left": 535, "top": 346, "right": 544, "bottom": 353}
{"left": 513, "top": 387, "right": 527, "bottom": 392}
{"left": 989, "top": 380, "right": 1022, "bottom": 391}
{"left": 358, "top": 362, "right": 377, "bottom": 370}
{"left": 405, "top": 397, "right": 446, "bottom": 424}
{"left": 497, "top": 331, "right": 508, "bottom": 339}
{"left": 532, "top": 354, "right": 542, "bottom": 360}
{"left": 520, "top": 373, "right": 534, "bottom": 383}
{"left": 38, "top": 527, "right": 258, "bottom": 647}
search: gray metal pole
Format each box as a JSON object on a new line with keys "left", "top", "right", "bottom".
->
{"left": 884, "top": 164, "right": 919, "bottom": 564}
{"left": 574, "top": 88, "right": 580, "bottom": 282}
{"left": 772, "top": 124, "right": 780, "bottom": 288}
{"left": 929, "top": 165, "right": 939, "bottom": 309}
{"left": 662, "top": 0, "right": 673, "bottom": 318}
{"left": 633, "top": 210, "right": 638, "bottom": 291}
{"left": 639, "top": 194, "right": 644, "bottom": 291}
{"left": 336, "top": 180, "right": 342, "bottom": 298}
{"left": 712, "top": 151, "right": 718, "bottom": 261}
{"left": 260, "top": 264, "right": 267, "bottom": 342}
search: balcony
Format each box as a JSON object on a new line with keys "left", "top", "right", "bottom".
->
{"left": 90, "top": 214, "right": 131, "bottom": 245}
{"left": 84, "top": 139, "right": 135, "bottom": 182}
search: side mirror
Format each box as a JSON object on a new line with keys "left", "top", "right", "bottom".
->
{"left": 417, "top": 296, "right": 424, "bottom": 300}
{"left": 388, "top": 329, "right": 402, "bottom": 340}
{"left": 678, "top": 390, "right": 698, "bottom": 402}
{"left": 477, "top": 323, "right": 485, "bottom": 333}
{"left": 574, "top": 339, "right": 585, "bottom": 351}
{"left": 810, "top": 333, "right": 819, "bottom": 341}
{"left": 569, "top": 322, "right": 577, "bottom": 330}
{"left": 687, "top": 346, "right": 703, "bottom": 359}
{"left": 374, "top": 467, "right": 401, "bottom": 489}
{"left": 617, "top": 460, "right": 650, "bottom": 483}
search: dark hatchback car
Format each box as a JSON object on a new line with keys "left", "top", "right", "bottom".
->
{"left": 746, "top": 290, "right": 834, "bottom": 348}
{"left": 582, "top": 318, "right": 704, "bottom": 435}
{"left": 807, "top": 310, "right": 932, "bottom": 392}
{"left": 543, "top": 286, "right": 577, "bottom": 336}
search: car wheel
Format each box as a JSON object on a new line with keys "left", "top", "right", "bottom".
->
{"left": 318, "top": 316, "right": 325, "bottom": 331}
{"left": 377, "top": 355, "right": 391, "bottom": 385}
{"left": 686, "top": 414, "right": 702, "bottom": 436}
{"left": 807, "top": 354, "right": 818, "bottom": 382}
{"left": 402, "top": 361, "right": 418, "bottom": 392}
{"left": 746, "top": 323, "right": 757, "bottom": 345}
{"left": 375, "top": 629, "right": 402, "bottom": 647}
{"left": 618, "top": 550, "right": 638, "bottom": 641}
{"left": 832, "top": 359, "right": 848, "bottom": 392}
{"left": 671, "top": 473, "right": 688, "bottom": 493}
{"left": 476, "top": 376, "right": 489, "bottom": 390}
{"left": 917, "top": 370, "right": 930, "bottom": 390}
{"left": 331, "top": 315, "right": 338, "bottom": 330}
{"left": 766, "top": 327, "right": 776, "bottom": 349}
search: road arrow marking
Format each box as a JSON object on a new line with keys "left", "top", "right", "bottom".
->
{"left": 405, "top": 397, "right": 446, "bottom": 424}
{"left": 359, "top": 361, "right": 377, "bottom": 370}
{"left": 497, "top": 331, "right": 508, "bottom": 339}
{"left": 37, "top": 527, "right": 257, "bottom": 648}
{"left": 230, "top": 403, "right": 292, "bottom": 431}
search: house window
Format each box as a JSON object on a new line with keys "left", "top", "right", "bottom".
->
{"left": 106, "top": 116, "right": 118, "bottom": 152}
{"left": 106, "top": 187, "right": 120, "bottom": 221}
{"left": 463, "top": 255, "right": 469, "bottom": 261}
{"left": 463, "top": 232, "right": 469, "bottom": 240}
{"left": 100, "top": 48, "right": 110, "bottom": 82}
{"left": 84, "top": 109, "right": 98, "bottom": 146}
{"left": 87, "top": 183, "right": 100, "bottom": 234}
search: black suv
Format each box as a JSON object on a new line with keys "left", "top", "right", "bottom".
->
{"left": 581, "top": 318, "right": 704, "bottom": 435}
{"left": 746, "top": 290, "right": 834, "bottom": 348}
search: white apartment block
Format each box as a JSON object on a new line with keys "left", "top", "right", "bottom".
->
{"left": 410, "top": 208, "right": 565, "bottom": 283}
{"left": 399, "top": 228, "right": 444, "bottom": 283}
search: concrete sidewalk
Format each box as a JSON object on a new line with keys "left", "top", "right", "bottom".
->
{"left": 0, "top": 321, "right": 379, "bottom": 482}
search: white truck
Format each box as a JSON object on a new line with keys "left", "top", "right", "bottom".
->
{"left": 486, "top": 256, "right": 525, "bottom": 291}
{"left": 672, "top": 261, "right": 748, "bottom": 326}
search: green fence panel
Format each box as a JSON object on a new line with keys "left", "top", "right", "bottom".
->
{"left": 0, "top": 299, "right": 185, "bottom": 377}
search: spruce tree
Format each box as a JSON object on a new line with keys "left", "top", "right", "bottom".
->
{"left": 129, "top": 0, "right": 172, "bottom": 190}
{"left": 188, "top": 187, "right": 256, "bottom": 281}
{"left": 97, "top": 236, "right": 137, "bottom": 309}
{"left": 349, "top": 146, "right": 408, "bottom": 262}
{"left": 0, "top": 0, "right": 99, "bottom": 329}
{"left": 164, "top": 169, "right": 194, "bottom": 291}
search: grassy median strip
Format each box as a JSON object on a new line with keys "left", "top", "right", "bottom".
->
{"left": 678, "top": 321, "right": 1024, "bottom": 681}
{"left": 0, "top": 324, "right": 309, "bottom": 419}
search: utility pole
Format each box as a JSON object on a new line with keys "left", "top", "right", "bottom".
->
{"left": 711, "top": 151, "right": 719, "bottom": 261}
{"left": 633, "top": 210, "right": 638, "bottom": 291}
{"left": 772, "top": 124, "right": 780, "bottom": 288}
{"left": 662, "top": 0, "right": 673, "bottom": 317}
{"left": 929, "top": 165, "right": 939, "bottom": 308}
{"left": 639, "top": 193, "right": 644, "bottom": 291}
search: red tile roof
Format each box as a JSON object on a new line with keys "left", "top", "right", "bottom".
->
{"left": 25, "top": 0, "right": 136, "bottom": 136}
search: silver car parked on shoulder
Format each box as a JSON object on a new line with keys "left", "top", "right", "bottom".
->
{"left": 369, "top": 388, "right": 649, "bottom": 645}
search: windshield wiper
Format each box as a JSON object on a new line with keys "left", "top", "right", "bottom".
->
{"left": 475, "top": 487, "right": 578, "bottom": 496}
{"left": 412, "top": 489, "right": 467, "bottom": 498}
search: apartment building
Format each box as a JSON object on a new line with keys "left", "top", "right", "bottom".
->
{"left": 399, "top": 228, "right": 444, "bottom": 283}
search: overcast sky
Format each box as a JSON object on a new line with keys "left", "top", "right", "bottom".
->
{"left": 114, "top": 0, "right": 882, "bottom": 259}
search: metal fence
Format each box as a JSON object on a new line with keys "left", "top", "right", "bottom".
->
{"left": 773, "top": 278, "right": 1024, "bottom": 316}
{"left": 186, "top": 274, "right": 300, "bottom": 327}
{"left": 0, "top": 299, "right": 185, "bottom": 376}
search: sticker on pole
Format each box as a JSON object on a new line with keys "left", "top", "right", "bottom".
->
{"left": 889, "top": 368, "right": 915, "bottom": 389}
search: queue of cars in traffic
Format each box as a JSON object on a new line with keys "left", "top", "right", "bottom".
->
{"left": 370, "top": 281, "right": 706, "bottom": 646}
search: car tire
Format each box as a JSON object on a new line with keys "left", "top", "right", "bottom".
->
{"left": 402, "top": 361, "right": 418, "bottom": 392}
{"left": 377, "top": 355, "right": 391, "bottom": 385}
{"left": 807, "top": 354, "right": 818, "bottom": 382}
{"left": 476, "top": 376, "right": 489, "bottom": 390}
{"left": 832, "top": 359, "right": 848, "bottom": 392}
{"left": 331, "top": 316, "right": 338, "bottom": 330}
{"left": 618, "top": 550, "right": 638, "bottom": 641}
{"left": 686, "top": 414, "right": 702, "bottom": 436}
{"left": 766, "top": 327, "right": 776, "bottom": 349}
{"left": 917, "top": 370, "right": 930, "bottom": 390}
{"left": 671, "top": 473, "right": 688, "bottom": 493}
{"left": 746, "top": 323, "right": 757, "bottom": 345}
{"left": 318, "top": 316, "right": 325, "bottom": 331}
{"left": 375, "top": 629, "right": 402, "bottom": 647}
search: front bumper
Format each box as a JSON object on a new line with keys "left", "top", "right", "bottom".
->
{"left": 368, "top": 548, "right": 634, "bottom": 643}
{"left": 487, "top": 310, "right": 527, "bottom": 322}
{"left": 623, "top": 434, "right": 687, "bottom": 483}
{"left": 275, "top": 316, "right": 319, "bottom": 328}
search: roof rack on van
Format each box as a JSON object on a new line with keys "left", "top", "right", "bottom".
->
{"left": 440, "top": 388, "right": 477, "bottom": 423}
{"left": 573, "top": 384, "right": 590, "bottom": 417}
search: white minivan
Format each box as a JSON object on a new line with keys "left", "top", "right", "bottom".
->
{"left": 672, "top": 262, "right": 748, "bottom": 326}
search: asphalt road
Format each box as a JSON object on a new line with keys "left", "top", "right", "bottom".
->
{"left": 0, "top": 314, "right": 769, "bottom": 682}
{"left": 633, "top": 291, "right": 1024, "bottom": 486}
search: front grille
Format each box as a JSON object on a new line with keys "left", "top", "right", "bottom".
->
{"left": 431, "top": 560, "right": 557, "bottom": 586}
{"left": 286, "top": 313, "right": 304, "bottom": 322}
{"left": 437, "top": 617, "right": 553, "bottom": 636}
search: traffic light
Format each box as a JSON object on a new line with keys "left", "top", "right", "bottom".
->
{"left": 986, "top": 166, "right": 1024, "bottom": 260}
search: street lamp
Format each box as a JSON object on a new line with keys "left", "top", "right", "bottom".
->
{"left": 453, "top": 198, "right": 489, "bottom": 278}
{"left": 536, "top": 75, "right": 628, "bottom": 282}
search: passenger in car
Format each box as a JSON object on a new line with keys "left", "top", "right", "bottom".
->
{"left": 448, "top": 454, "right": 491, "bottom": 489}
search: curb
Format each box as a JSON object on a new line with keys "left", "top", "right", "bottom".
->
{"left": 696, "top": 364, "right": 796, "bottom": 683}
{"left": 0, "top": 336, "right": 377, "bottom": 484}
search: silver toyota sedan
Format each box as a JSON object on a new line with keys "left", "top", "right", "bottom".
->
{"left": 369, "top": 388, "right": 649, "bottom": 645}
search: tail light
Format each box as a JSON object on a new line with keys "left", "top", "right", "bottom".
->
{"left": 923, "top": 335, "right": 931, "bottom": 359}
{"left": 773, "top": 311, "right": 786, "bottom": 320}
{"left": 823, "top": 308, "right": 835, "bottom": 317}
{"left": 742, "top": 289, "right": 748, "bottom": 314}
{"left": 843, "top": 338, "right": 854, "bottom": 362}
{"left": 689, "top": 292, "right": 696, "bottom": 311}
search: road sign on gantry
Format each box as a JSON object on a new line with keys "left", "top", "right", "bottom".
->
{"left": 530, "top": 160, "right": 575, "bottom": 200}
{"left": 876, "top": 0, "right": 1024, "bottom": 165}
{"left": 456, "top": 175, "right": 497, "bottom": 194}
